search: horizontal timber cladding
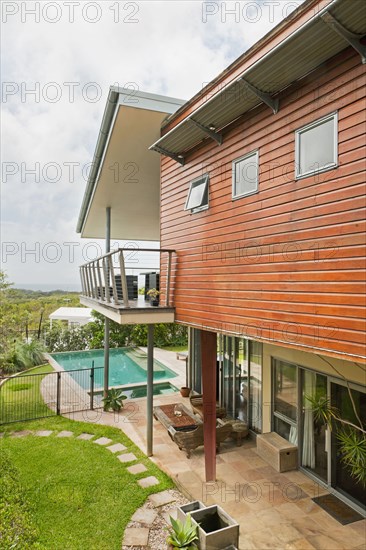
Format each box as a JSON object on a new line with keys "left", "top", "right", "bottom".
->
{"left": 160, "top": 47, "right": 366, "bottom": 362}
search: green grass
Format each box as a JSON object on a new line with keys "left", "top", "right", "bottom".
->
{"left": 1, "top": 363, "right": 174, "bottom": 548}
{"left": 1, "top": 417, "right": 173, "bottom": 549}
{"left": 0, "top": 365, "right": 55, "bottom": 425}
{"left": 0, "top": 448, "right": 39, "bottom": 549}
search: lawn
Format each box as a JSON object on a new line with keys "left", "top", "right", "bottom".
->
{"left": 0, "top": 364, "right": 55, "bottom": 424}
{"left": 1, "top": 366, "right": 174, "bottom": 549}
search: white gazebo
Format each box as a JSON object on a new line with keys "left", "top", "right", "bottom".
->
{"left": 49, "top": 307, "right": 93, "bottom": 328}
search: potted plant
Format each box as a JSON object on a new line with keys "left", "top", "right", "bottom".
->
{"left": 166, "top": 513, "right": 199, "bottom": 549}
{"left": 180, "top": 386, "right": 191, "bottom": 398}
{"left": 102, "top": 388, "right": 127, "bottom": 412}
{"left": 147, "top": 288, "right": 160, "bottom": 306}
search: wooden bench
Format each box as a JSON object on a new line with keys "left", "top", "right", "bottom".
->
{"left": 256, "top": 432, "right": 298, "bottom": 472}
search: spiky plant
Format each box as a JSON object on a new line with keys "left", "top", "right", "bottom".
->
{"left": 102, "top": 388, "right": 127, "bottom": 412}
{"left": 166, "top": 514, "right": 198, "bottom": 549}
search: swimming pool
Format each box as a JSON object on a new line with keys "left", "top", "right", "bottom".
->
{"left": 50, "top": 348, "right": 178, "bottom": 390}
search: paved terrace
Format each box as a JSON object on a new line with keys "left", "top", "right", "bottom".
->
{"left": 65, "top": 349, "right": 366, "bottom": 550}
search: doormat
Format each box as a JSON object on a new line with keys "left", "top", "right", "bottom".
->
{"left": 313, "top": 494, "right": 364, "bottom": 525}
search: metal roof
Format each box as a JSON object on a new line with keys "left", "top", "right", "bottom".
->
{"left": 150, "top": 0, "right": 366, "bottom": 165}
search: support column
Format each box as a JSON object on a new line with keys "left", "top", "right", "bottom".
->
{"left": 103, "top": 206, "right": 111, "bottom": 399}
{"left": 147, "top": 324, "right": 154, "bottom": 456}
{"left": 200, "top": 329, "right": 217, "bottom": 482}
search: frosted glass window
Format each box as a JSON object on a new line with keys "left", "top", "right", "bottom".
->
{"left": 296, "top": 113, "right": 337, "bottom": 178}
{"left": 185, "top": 174, "right": 209, "bottom": 212}
{"left": 232, "top": 151, "right": 259, "bottom": 198}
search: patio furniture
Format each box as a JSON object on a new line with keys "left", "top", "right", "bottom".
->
{"left": 168, "top": 421, "right": 232, "bottom": 458}
{"left": 218, "top": 418, "right": 249, "bottom": 446}
{"left": 153, "top": 403, "right": 201, "bottom": 430}
{"left": 189, "top": 394, "right": 226, "bottom": 419}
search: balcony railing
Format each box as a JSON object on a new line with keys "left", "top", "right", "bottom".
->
{"left": 79, "top": 248, "right": 176, "bottom": 309}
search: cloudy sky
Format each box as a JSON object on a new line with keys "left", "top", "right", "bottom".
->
{"left": 1, "top": 0, "right": 304, "bottom": 289}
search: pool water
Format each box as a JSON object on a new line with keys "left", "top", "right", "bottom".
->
{"left": 51, "top": 348, "right": 178, "bottom": 390}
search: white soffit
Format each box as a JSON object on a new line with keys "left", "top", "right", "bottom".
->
{"left": 79, "top": 89, "right": 185, "bottom": 240}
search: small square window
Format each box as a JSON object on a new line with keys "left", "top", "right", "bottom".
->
{"left": 185, "top": 174, "right": 209, "bottom": 212}
{"left": 295, "top": 112, "right": 337, "bottom": 179}
{"left": 232, "top": 151, "right": 259, "bottom": 199}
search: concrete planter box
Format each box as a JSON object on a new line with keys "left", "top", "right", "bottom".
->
{"left": 177, "top": 500, "right": 205, "bottom": 524}
{"left": 190, "top": 505, "right": 239, "bottom": 550}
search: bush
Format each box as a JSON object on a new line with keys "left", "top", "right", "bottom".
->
{"left": 0, "top": 448, "right": 39, "bottom": 548}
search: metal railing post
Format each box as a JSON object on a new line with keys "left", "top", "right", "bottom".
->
{"left": 108, "top": 254, "right": 119, "bottom": 304}
{"left": 56, "top": 372, "right": 61, "bottom": 415}
{"left": 118, "top": 250, "right": 130, "bottom": 308}
{"left": 90, "top": 361, "right": 95, "bottom": 410}
{"left": 96, "top": 260, "right": 104, "bottom": 301}
{"left": 102, "top": 257, "right": 111, "bottom": 303}
{"left": 166, "top": 251, "right": 172, "bottom": 307}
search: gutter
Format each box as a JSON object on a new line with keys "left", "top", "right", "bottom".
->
{"left": 76, "top": 87, "right": 120, "bottom": 234}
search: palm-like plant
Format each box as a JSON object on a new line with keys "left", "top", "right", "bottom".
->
{"left": 307, "top": 393, "right": 366, "bottom": 486}
{"left": 166, "top": 514, "right": 198, "bottom": 549}
{"left": 102, "top": 388, "right": 127, "bottom": 412}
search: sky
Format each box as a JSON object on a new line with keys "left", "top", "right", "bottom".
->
{"left": 1, "top": 0, "right": 305, "bottom": 289}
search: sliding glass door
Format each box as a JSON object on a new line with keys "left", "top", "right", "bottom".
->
{"left": 301, "top": 370, "right": 328, "bottom": 483}
{"left": 220, "top": 336, "right": 262, "bottom": 431}
{"left": 331, "top": 382, "right": 366, "bottom": 508}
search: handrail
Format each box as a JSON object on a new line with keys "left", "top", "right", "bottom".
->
{"left": 80, "top": 247, "right": 176, "bottom": 268}
{"left": 79, "top": 248, "right": 176, "bottom": 310}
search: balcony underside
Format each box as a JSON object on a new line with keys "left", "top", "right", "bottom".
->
{"left": 80, "top": 295, "right": 175, "bottom": 325}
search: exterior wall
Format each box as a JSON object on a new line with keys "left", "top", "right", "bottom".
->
{"left": 160, "top": 47, "right": 366, "bottom": 362}
{"left": 261, "top": 344, "right": 365, "bottom": 433}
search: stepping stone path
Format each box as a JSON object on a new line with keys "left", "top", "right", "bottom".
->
{"left": 57, "top": 430, "right": 74, "bottom": 438}
{"left": 107, "top": 443, "right": 127, "bottom": 453}
{"left": 122, "top": 489, "right": 189, "bottom": 549}
{"left": 4, "top": 429, "right": 188, "bottom": 549}
{"left": 138, "top": 476, "right": 159, "bottom": 489}
{"left": 35, "top": 430, "right": 53, "bottom": 437}
{"left": 77, "top": 433, "right": 94, "bottom": 440}
{"left": 94, "top": 436, "right": 112, "bottom": 446}
{"left": 117, "top": 452, "right": 137, "bottom": 463}
{"left": 127, "top": 464, "right": 147, "bottom": 475}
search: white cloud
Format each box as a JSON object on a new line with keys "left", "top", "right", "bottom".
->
{"left": 1, "top": 0, "right": 304, "bottom": 287}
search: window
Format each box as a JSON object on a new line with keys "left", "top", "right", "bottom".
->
{"left": 232, "top": 150, "right": 259, "bottom": 199}
{"left": 273, "top": 359, "right": 298, "bottom": 444}
{"left": 295, "top": 112, "right": 337, "bottom": 179}
{"left": 185, "top": 174, "right": 209, "bottom": 212}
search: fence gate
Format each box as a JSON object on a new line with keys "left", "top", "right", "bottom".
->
{"left": 0, "top": 367, "right": 103, "bottom": 425}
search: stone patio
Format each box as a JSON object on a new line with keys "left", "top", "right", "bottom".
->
{"left": 64, "top": 348, "right": 365, "bottom": 550}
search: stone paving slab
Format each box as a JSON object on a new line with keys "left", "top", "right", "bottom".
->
{"left": 10, "top": 430, "right": 33, "bottom": 438}
{"left": 56, "top": 430, "right": 74, "bottom": 438}
{"left": 77, "top": 433, "right": 95, "bottom": 440}
{"left": 123, "top": 527, "right": 149, "bottom": 546}
{"left": 117, "top": 452, "right": 137, "bottom": 463}
{"left": 35, "top": 430, "right": 53, "bottom": 437}
{"left": 106, "top": 443, "right": 127, "bottom": 453}
{"left": 131, "top": 508, "right": 158, "bottom": 525}
{"left": 94, "top": 436, "right": 112, "bottom": 446}
{"left": 149, "top": 490, "right": 177, "bottom": 507}
{"left": 127, "top": 463, "right": 148, "bottom": 475}
{"left": 138, "top": 476, "right": 159, "bottom": 489}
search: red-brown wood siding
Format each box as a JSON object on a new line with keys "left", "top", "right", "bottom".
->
{"left": 160, "top": 48, "right": 366, "bottom": 362}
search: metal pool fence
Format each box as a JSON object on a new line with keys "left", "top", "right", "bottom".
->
{"left": 0, "top": 367, "right": 104, "bottom": 425}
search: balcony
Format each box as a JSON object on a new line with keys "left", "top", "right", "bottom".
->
{"left": 79, "top": 248, "right": 176, "bottom": 325}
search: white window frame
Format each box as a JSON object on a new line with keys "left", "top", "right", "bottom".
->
{"left": 295, "top": 112, "right": 338, "bottom": 180}
{"left": 232, "top": 150, "right": 259, "bottom": 200}
{"left": 185, "top": 174, "right": 209, "bottom": 213}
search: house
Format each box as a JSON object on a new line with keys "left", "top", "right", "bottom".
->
{"left": 49, "top": 307, "right": 93, "bottom": 328}
{"left": 77, "top": 0, "right": 366, "bottom": 515}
